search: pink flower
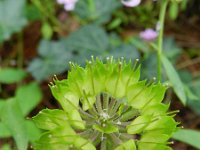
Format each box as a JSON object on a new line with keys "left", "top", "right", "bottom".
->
{"left": 121, "top": 0, "right": 141, "bottom": 7}
{"left": 57, "top": 0, "right": 78, "bottom": 11}
{"left": 139, "top": 28, "right": 158, "bottom": 41}
{"left": 64, "top": 2, "right": 76, "bottom": 11}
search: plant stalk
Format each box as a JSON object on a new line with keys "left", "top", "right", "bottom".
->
{"left": 157, "top": 0, "right": 169, "bottom": 82}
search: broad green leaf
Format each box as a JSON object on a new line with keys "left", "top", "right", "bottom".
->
{"left": 0, "top": 122, "right": 11, "bottom": 138}
{"left": 0, "top": 68, "right": 26, "bottom": 84}
{"left": 27, "top": 39, "right": 74, "bottom": 81}
{"left": 16, "top": 82, "right": 42, "bottom": 116}
{"left": 0, "top": 0, "right": 27, "bottom": 42}
{"left": 65, "top": 25, "right": 109, "bottom": 55}
{"left": 1, "top": 98, "right": 28, "bottom": 150}
{"left": 25, "top": 120, "right": 41, "bottom": 143}
{"left": 173, "top": 129, "right": 200, "bottom": 149}
{"left": 161, "top": 55, "right": 187, "bottom": 105}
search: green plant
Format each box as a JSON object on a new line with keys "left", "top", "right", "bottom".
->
{"left": 33, "top": 58, "right": 178, "bottom": 150}
{"left": 0, "top": 68, "right": 42, "bottom": 150}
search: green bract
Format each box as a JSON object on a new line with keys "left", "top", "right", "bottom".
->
{"left": 33, "top": 57, "right": 178, "bottom": 150}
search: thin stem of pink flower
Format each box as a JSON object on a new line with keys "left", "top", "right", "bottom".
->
{"left": 157, "top": 0, "right": 169, "bottom": 82}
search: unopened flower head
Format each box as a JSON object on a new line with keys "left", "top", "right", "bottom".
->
{"left": 140, "top": 28, "right": 158, "bottom": 41}
{"left": 33, "top": 58, "right": 178, "bottom": 150}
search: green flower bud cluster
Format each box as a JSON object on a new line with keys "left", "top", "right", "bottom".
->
{"left": 33, "top": 57, "right": 178, "bottom": 150}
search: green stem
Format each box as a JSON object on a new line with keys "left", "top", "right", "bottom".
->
{"left": 157, "top": 0, "right": 169, "bottom": 82}
{"left": 32, "top": 0, "right": 60, "bottom": 27}
{"left": 0, "top": 43, "right": 2, "bottom": 93}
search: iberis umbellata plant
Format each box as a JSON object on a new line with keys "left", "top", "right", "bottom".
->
{"left": 33, "top": 57, "right": 178, "bottom": 150}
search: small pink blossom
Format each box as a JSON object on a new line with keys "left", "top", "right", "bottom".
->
{"left": 139, "top": 28, "right": 158, "bottom": 41}
{"left": 57, "top": 0, "right": 78, "bottom": 11}
{"left": 64, "top": 2, "right": 76, "bottom": 11}
{"left": 121, "top": 0, "right": 141, "bottom": 7}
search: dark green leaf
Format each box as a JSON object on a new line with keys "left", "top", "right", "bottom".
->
{"left": 178, "top": 70, "right": 193, "bottom": 84}
{"left": 0, "top": 0, "right": 27, "bottom": 42}
{"left": 28, "top": 40, "right": 74, "bottom": 81}
{"left": 65, "top": 25, "right": 109, "bottom": 53}
{"left": 75, "top": 0, "right": 120, "bottom": 24}
{"left": 28, "top": 25, "right": 109, "bottom": 81}
{"left": 0, "top": 68, "right": 26, "bottom": 84}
